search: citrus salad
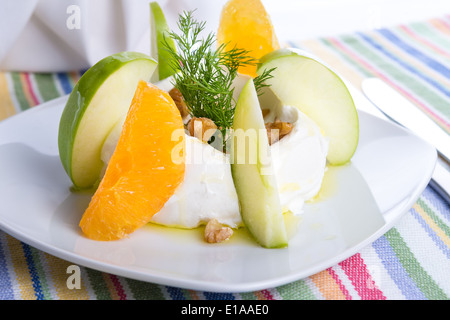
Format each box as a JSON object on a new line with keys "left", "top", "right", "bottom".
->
{"left": 58, "top": 0, "right": 359, "bottom": 248}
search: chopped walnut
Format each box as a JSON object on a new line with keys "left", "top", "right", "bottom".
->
{"left": 169, "top": 88, "right": 189, "bottom": 118}
{"left": 265, "top": 120, "right": 293, "bottom": 145}
{"left": 187, "top": 117, "right": 218, "bottom": 143}
{"left": 204, "top": 219, "right": 233, "bottom": 243}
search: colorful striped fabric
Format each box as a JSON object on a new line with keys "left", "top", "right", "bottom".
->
{"left": 0, "top": 17, "right": 449, "bottom": 300}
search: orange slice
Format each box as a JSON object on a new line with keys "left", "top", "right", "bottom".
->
{"left": 217, "top": 0, "right": 280, "bottom": 77}
{"left": 79, "top": 80, "right": 185, "bottom": 241}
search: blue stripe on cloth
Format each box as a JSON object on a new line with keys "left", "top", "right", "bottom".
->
{"left": 56, "top": 73, "right": 73, "bottom": 94}
{"left": 204, "top": 292, "right": 236, "bottom": 300}
{"left": 21, "top": 242, "right": 44, "bottom": 300}
{"left": 166, "top": 286, "right": 186, "bottom": 300}
{"left": 358, "top": 32, "right": 450, "bottom": 98}
{"left": 0, "top": 233, "right": 14, "bottom": 300}
{"left": 378, "top": 28, "right": 450, "bottom": 80}
{"left": 422, "top": 187, "right": 450, "bottom": 219}
{"left": 372, "top": 236, "right": 427, "bottom": 300}
{"left": 410, "top": 207, "right": 450, "bottom": 259}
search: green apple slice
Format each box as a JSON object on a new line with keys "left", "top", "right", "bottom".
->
{"left": 257, "top": 48, "right": 359, "bottom": 165}
{"left": 230, "top": 79, "right": 288, "bottom": 248}
{"left": 58, "top": 51, "right": 157, "bottom": 189}
{"left": 150, "top": 1, "right": 176, "bottom": 82}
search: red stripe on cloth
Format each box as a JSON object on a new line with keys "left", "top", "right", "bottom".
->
{"left": 22, "top": 73, "right": 40, "bottom": 106}
{"left": 259, "top": 289, "right": 274, "bottom": 300}
{"left": 327, "top": 267, "right": 352, "bottom": 300}
{"left": 434, "top": 17, "right": 450, "bottom": 34}
{"left": 339, "top": 254, "right": 386, "bottom": 300}
{"left": 399, "top": 24, "right": 450, "bottom": 60}
{"left": 109, "top": 274, "right": 127, "bottom": 300}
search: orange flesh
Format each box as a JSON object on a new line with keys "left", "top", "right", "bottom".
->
{"left": 79, "top": 81, "right": 185, "bottom": 241}
{"left": 217, "top": 0, "right": 280, "bottom": 77}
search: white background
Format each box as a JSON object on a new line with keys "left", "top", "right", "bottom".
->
{"left": 2, "top": 0, "right": 450, "bottom": 72}
{"left": 267, "top": 0, "right": 450, "bottom": 41}
{"left": 186, "top": 0, "right": 450, "bottom": 42}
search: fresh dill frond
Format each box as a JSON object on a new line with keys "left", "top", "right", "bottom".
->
{"left": 162, "top": 10, "right": 274, "bottom": 147}
{"left": 254, "top": 66, "right": 276, "bottom": 95}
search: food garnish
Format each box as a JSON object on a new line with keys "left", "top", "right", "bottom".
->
{"left": 162, "top": 11, "right": 274, "bottom": 150}
{"left": 204, "top": 219, "right": 234, "bottom": 243}
{"left": 186, "top": 117, "right": 218, "bottom": 143}
{"left": 265, "top": 120, "right": 294, "bottom": 145}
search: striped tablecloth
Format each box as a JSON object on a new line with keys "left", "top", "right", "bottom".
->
{"left": 0, "top": 16, "right": 449, "bottom": 300}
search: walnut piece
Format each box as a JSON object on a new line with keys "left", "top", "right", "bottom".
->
{"left": 187, "top": 117, "right": 218, "bottom": 143}
{"left": 204, "top": 219, "right": 233, "bottom": 243}
{"left": 265, "top": 120, "right": 293, "bottom": 145}
{"left": 169, "top": 88, "right": 189, "bottom": 118}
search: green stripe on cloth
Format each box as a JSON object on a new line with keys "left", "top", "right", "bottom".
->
{"left": 9, "top": 72, "right": 30, "bottom": 111}
{"left": 384, "top": 228, "right": 448, "bottom": 300}
{"left": 85, "top": 269, "right": 113, "bottom": 300}
{"left": 33, "top": 73, "right": 61, "bottom": 102}
{"left": 239, "top": 291, "right": 258, "bottom": 300}
{"left": 126, "top": 279, "right": 165, "bottom": 299}
{"left": 319, "top": 38, "right": 374, "bottom": 77}
{"left": 276, "top": 280, "right": 317, "bottom": 300}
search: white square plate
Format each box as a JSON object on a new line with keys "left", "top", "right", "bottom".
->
{"left": 0, "top": 94, "right": 436, "bottom": 292}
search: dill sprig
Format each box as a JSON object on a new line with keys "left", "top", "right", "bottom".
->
{"left": 162, "top": 11, "right": 274, "bottom": 145}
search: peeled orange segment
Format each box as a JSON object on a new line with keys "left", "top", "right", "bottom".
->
{"left": 79, "top": 80, "right": 185, "bottom": 241}
{"left": 217, "top": 0, "right": 280, "bottom": 77}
